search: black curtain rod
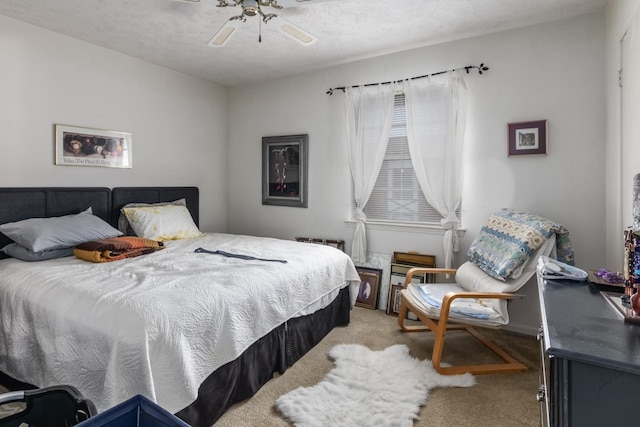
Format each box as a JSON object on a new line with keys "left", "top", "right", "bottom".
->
{"left": 326, "top": 62, "right": 489, "bottom": 95}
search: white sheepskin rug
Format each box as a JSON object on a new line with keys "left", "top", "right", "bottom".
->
{"left": 275, "top": 344, "right": 475, "bottom": 427}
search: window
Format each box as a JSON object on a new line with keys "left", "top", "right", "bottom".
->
{"left": 362, "top": 92, "right": 458, "bottom": 226}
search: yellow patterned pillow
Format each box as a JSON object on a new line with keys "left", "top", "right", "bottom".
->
{"left": 122, "top": 205, "right": 203, "bottom": 241}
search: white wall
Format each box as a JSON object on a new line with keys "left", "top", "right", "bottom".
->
{"left": 227, "top": 12, "right": 606, "bottom": 334}
{"left": 0, "top": 15, "right": 228, "bottom": 233}
{"left": 605, "top": 0, "right": 640, "bottom": 272}
{"left": 0, "top": 11, "right": 610, "bottom": 335}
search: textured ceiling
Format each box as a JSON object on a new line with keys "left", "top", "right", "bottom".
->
{"left": 0, "top": 0, "right": 607, "bottom": 87}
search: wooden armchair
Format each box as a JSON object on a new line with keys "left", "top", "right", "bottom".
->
{"left": 398, "top": 235, "right": 556, "bottom": 375}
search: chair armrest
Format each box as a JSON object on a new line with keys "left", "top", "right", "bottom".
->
{"left": 402, "top": 267, "right": 457, "bottom": 288}
{"left": 0, "top": 391, "right": 25, "bottom": 405}
{"left": 443, "top": 291, "right": 519, "bottom": 304}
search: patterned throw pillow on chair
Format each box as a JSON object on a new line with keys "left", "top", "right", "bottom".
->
{"left": 467, "top": 208, "right": 573, "bottom": 281}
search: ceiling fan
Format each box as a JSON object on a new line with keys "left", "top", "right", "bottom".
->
{"left": 184, "top": 0, "right": 334, "bottom": 47}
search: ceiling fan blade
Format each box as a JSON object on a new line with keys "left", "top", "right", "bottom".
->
{"left": 275, "top": 0, "right": 337, "bottom": 7}
{"left": 272, "top": 15, "right": 317, "bottom": 45}
{"left": 208, "top": 19, "right": 242, "bottom": 47}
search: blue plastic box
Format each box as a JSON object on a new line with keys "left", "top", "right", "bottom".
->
{"left": 76, "top": 395, "right": 190, "bottom": 427}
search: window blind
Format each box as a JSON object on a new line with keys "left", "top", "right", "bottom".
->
{"left": 362, "top": 92, "right": 459, "bottom": 225}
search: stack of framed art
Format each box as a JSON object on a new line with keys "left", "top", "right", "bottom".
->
{"left": 386, "top": 252, "right": 436, "bottom": 317}
{"left": 354, "top": 251, "right": 436, "bottom": 313}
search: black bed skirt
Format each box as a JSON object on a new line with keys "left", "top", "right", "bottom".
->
{"left": 1, "top": 287, "right": 351, "bottom": 427}
{"left": 176, "top": 286, "right": 351, "bottom": 426}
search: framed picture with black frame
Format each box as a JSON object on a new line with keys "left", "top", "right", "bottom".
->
{"left": 262, "top": 134, "right": 308, "bottom": 207}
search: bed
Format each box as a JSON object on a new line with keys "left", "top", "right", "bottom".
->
{"left": 0, "top": 187, "right": 360, "bottom": 427}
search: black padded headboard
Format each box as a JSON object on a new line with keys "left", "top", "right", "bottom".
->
{"left": 111, "top": 187, "right": 199, "bottom": 227}
{"left": 0, "top": 187, "right": 111, "bottom": 258}
{"left": 0, "top": 186, "right": 199, "bottom": 259}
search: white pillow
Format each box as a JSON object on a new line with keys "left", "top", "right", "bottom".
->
{"left": 122, "top": 204, "right": 203, "bottom": 241}
{"left": 117, "top": 199, "right": 187, "bottom": 235}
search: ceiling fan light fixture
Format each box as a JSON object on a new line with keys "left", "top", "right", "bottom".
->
{"left": 244, "top": 6, "right": 259, "bottom": 16}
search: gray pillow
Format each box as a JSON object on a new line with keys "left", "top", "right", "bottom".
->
{"left": 2, "top": 243, "right": 74, "bottom": 262}
{"left": 117, "top": 198, "right": 187, "bottom": 235}
{"left": 0, "top": 208, "right": 123, "bottom": 252}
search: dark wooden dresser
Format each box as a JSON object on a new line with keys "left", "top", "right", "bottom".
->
{"left": 537, "top": 273, "right": 640, "bottom": 427}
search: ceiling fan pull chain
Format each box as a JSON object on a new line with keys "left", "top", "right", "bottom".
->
{"left": 259, "top": 16, "right": 262, "bottom": 42}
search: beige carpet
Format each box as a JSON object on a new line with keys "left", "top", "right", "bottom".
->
{"left": 0, "top": 307, "right": 541, "bottom": 426}
{"left": 215, "top": 307, "right": 541, "bottom": 427}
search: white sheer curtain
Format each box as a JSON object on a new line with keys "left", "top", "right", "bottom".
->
{"left": 403, "top": 73, "right": 468, "bottom": 268}
{"left": 344, "top": 83, "right": 398, "bottom": 263}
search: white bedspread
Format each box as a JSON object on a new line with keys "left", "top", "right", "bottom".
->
{"left": 0, "top": 233, "right": 360, "bottom": 413}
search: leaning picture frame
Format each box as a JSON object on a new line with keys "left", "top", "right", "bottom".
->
{"left": 387, "top": 267, "right": 425, "bottom": 317}
{"left": 354, "top": 267, "right": 383, "bottom": 310}
{"left": 507, "top": 120, "right": 547, "bottom": 156}
{"left": 387, "top": 284, "right": 404, "bottom": 316}
{"left": 55, "top": 124, "right": 132, "bottom": 168}
{"left": 262, "top": 134, "right": 308, "bottom": 208}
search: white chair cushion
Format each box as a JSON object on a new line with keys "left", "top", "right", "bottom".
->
{"left": 415, "top": 283, "right": 501, "bottom": 320}
{"left": 403, "top": 284, "right": 507, "bottom": 327}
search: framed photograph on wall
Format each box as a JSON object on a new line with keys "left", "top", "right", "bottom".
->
{"left": 55, "top": 124, "right": 132, "bottom": 168}
{"left": 354, "top": 267, "right": 382, "bottom": 310}
{"left": 508, "top": 120, "right": 547, "bottom": 156}
{"left": 262, "top": 134, "right": 308, "bottom": 208}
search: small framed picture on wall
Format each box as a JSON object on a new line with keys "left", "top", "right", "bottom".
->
{"left": 508, "top": 120, "right": 547, "bottom": 156}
